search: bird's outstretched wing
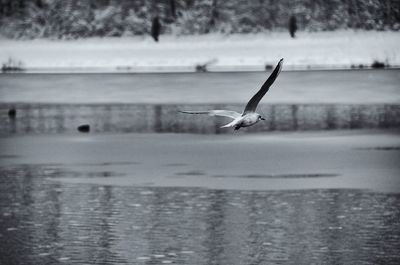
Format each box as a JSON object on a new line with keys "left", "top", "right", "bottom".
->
{"left": 179, "top": 110, "right": 241, "bottom": 120}
{"left": 243, "top": 58, "right": 283, "bottom": 114}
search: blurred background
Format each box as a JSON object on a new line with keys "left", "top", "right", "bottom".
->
{"left": 1, "top": 0, "right": 400, "bottom": 37}
{"left": 0, "top": 0, "right": 400, "bottom": 72}
{"left": 0, "top": 1, "right": 400, "bottom": 265}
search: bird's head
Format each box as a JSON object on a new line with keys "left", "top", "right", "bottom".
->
{"left": 258, "top": 115, "right": 266, "bottom": 121}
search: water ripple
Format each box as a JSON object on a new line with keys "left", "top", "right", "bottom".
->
{"left": 0, "top": 165, "right": 399, "bottom": 264}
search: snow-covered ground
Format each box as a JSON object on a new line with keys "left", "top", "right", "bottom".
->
{"left": 1, "top": 31, "right": 399, "bottom": 72}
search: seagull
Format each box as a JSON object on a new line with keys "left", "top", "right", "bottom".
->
{"left": 179, "top": 58, "right": 283, "bottom": 130}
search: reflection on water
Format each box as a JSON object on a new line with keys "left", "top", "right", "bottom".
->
{"left": 212, "top": 173, "right": 339, "bottom": 179}
{"left": 1, "top": 103, "right": 400, "bottom": 134}
{"left": 0, "top": 165, "right": 399, "bottom": 265}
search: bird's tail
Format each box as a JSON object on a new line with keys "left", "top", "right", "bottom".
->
{"left": 220, "top": 121, "right": 236, "bottom": 128}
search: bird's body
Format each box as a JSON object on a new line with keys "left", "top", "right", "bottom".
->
{"left": 179, "top": 58, "right": 283, "bottom": 131}
{"left": 220, "top": 113, "right": 263, "bottom": 130}
{"left": 240, "top": 113, "right": 263, "bottom": 127}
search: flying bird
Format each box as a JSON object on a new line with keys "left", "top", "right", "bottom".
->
{"left": 179, "top": 58, "right": 283, "bottom": 130}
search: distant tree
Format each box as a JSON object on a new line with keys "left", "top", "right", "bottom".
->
{"left": 169, "top": 0, "right": 176, "bottom": 20}
{"left": 1, "top": 0, "right": 400, "bottom": 39}
{"left": 289, "top": 15, "right": 297, "bottom": 38}
{"left": 18, "top": 0, "right": 25, "bottom": 10}
{"left": 207, "top": 0, "right": 218, "bottom": 32}
{"left": 0, "top": 0, "right": 13, "bottom": 16}
{"left": 151, "top": 16, "right": 161, "bottom": 42}
{"left": 35, "top": 0, "right": 43, "bottom": 8}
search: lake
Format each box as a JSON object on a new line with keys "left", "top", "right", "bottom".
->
{"left": 1, "top": 69, "right": 399, "bottom": 134}
{"left": 0, "top": 132, "right": 399, "bottom": 264}
{"left": 1, "top": 69, "right": 399, "bottom": 104}
{"left": 0, "top": 69, "right": 399, "bottom": 264}
{"left": 1, "top": 172, "right": 399, "bottom": 265}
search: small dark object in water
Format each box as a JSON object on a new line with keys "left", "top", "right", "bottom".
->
{"left": 195, "top": 58, "right": 217, "bottom": 72}
{"left": 2, "top": 65, "right": 24, "bottom": 72}
{"left": 2, "top": 57, "right": 24, "bottom": 73}
{"left": 371, "top": 60, "right": 385, "bottom": 69}
{"left": 195, "top": 64, "right": 207, "bottom": 72}
{"left": 8, "top": 108, "right": 16, "bottom": 119}
{"left": 78, "top": 124, "right": 90, "bottom": 133}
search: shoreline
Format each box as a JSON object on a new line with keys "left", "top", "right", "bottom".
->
{"left": 1, "top": 31, "right": 399, "bottom": 74}
{"left": 1, "top": 65, "right": 399, "bottom": 74}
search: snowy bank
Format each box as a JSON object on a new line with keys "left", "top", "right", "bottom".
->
{"left": 1, "top": 31, "right": 399, "bottom": 73}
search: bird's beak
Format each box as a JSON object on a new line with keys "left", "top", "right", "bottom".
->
{"left": 260, "top": 117, "right": 266, "bottom": 120}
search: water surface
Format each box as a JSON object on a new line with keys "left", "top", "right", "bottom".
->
{"left": 1, "top": 69, "right": 399, "bottom": 104}
{"left": 0, "top": 162, "right": 400, "bottom": 264}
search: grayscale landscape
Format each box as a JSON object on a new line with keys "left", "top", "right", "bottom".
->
{"left": 1, "top": 1, "right": 399, "bottom": 264}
